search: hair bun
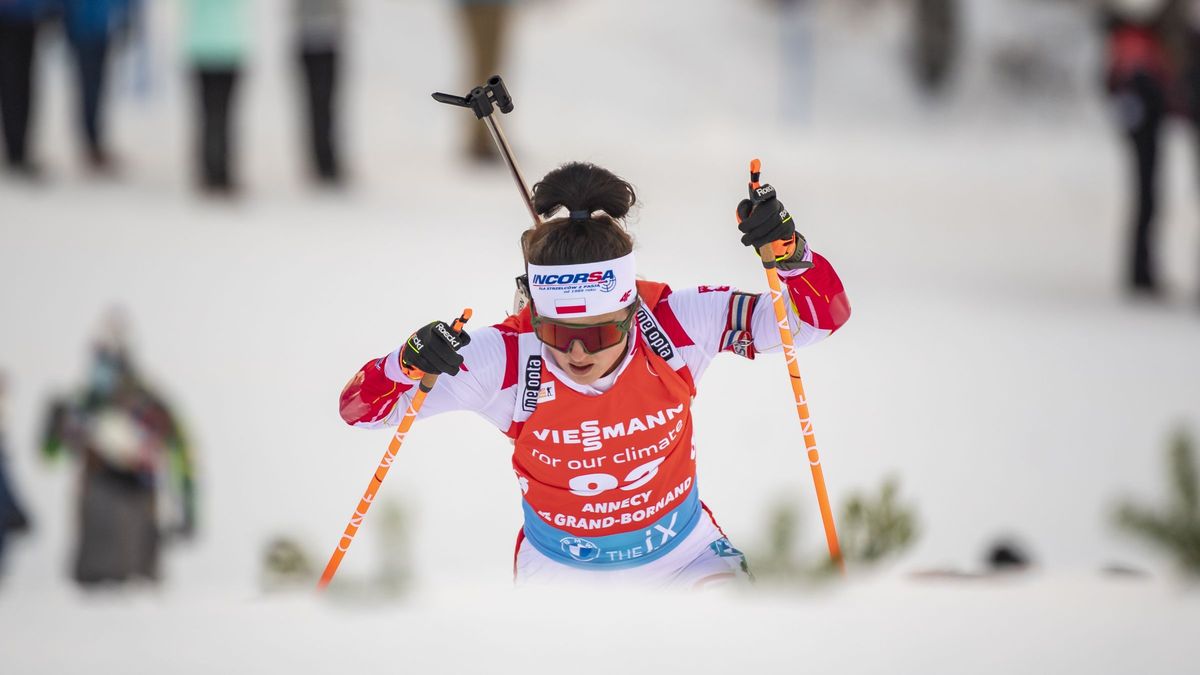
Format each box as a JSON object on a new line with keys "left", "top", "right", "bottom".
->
{"left": 532, "top": 162, "right": 636, "bottom": 221}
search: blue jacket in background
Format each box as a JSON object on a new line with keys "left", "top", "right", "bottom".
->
{"left": 59, "top": 0, "right": 138, "bottom": 43}
{"left": 0, "top": 0, "right": 53, "bottom": 22}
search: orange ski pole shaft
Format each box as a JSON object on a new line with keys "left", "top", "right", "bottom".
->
{"left": 748, "top": 159, "right": 844, "bottom": 573}
{"left": 317, "top": 309, "right": 473, "bottom": 590}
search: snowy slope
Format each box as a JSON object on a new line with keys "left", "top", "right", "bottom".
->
{"left": 3, "top": 574, "right": 1200, "bottom": 675}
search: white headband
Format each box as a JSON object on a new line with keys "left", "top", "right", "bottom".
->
{"left": 527, "top": 252, "right": 637, "bottom": 319}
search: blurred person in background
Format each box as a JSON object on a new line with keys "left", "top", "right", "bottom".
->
{"left": 0, "top": 0, "right": 51, "bottom": 177}
{"left": 772, "top": 0, "right": 814, "bottom": 124}
{"left": 911, "top": 0, "right": 958, "bottom": 96}
{"left": 60, "top": 0, "right": 140, "bottom": 172}
{"left": 41, "top": 311, "right": 196, "bottom": 586}
{"left": 294, "top": 0, "right": 346, "bottom": 185}
{"left": 0, "top": 373, "right": 32, "bottom": 572}
{"left": 1102, "top": 0, "right": 1200, "bottom": 297}
{"left": 185, "top": 0, "right": 248, "bottom": 195}
{"left": 339, "top": 163, "right": 851, "bottom": 587}
{"left": 455, "top": 0, "right": 512, "bottom": 162}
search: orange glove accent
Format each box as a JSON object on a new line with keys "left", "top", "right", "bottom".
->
{"left": 771, "top": 234, "right": 797, "bottom": 262}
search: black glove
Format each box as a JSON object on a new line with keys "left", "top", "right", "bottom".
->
{"left": 736, "top": 183, "right": 795, "bottom": 249}
{"left": 399, "top": 321, "right": 471, "bottom": 379}
{"left": 736, "top": 183, "right": 811, "bottom": 271}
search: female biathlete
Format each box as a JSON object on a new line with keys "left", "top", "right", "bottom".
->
{"left": 338, "top": 162, "right": 851, "bottom": 588}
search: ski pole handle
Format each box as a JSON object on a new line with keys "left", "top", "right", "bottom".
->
{"left": 749, "top": 159, "right": 777, "bottom": 267}
{"left": 317, "top": 309, "right": 473, "bottom": 590}
{"left": 747, "top": 159, "right": 845, "bottom": 573}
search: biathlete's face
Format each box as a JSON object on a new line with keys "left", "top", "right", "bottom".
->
{"left": 534, "top": 304, "right": 636, "bottom": 386}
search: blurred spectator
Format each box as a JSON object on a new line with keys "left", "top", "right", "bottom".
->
{"left": 456, "top": 0, "right": 513, "bottom": 162}
{"left": 911, "top": 0, "right": 958, "bottom": 96}
{"left": 185, "top": 0, "right": 248, "bottom": 194}
{"left": 0, "top": 0, "right": 51, "bottom": 177}
{"left": 41, "top": 311, "right": 196, "bottom": 586}
{"left": 1102, "top": 0, "right": 1200, "bottom": 297}
{"left": 60, "top": 0, "right": 140, "bottom": 172}
{"left": 294, "top": 0, "right": 346, "bottom": 185}
{"left": 0, "top": 373, "right": 32, "bottom": 569}
{"left": 773, "top": 0, "right": 814, "bottom": 124}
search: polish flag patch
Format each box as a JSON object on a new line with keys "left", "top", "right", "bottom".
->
{"left": 555, "top": 298, "right": 587, "bottom": 315}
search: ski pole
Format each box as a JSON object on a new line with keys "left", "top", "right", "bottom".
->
{"left": 317, "top": 309, "right": 473, "bottom": 590}
{"left": 747, "top": 158, "right": 844, "bottom": 573}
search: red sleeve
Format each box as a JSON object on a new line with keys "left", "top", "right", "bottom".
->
{"left": 338, "top": 357, "right": 414, "bottom": 426}
{"left": 782, "top": 251, "right": 851, "bottom": 334}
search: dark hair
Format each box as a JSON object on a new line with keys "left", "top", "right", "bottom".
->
{"left": 522, "top": 162, "right": 636, "bottom": 266}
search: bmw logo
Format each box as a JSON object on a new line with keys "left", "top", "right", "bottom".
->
{"left": 559, "top": 537, "right": 601, "bottom": 562}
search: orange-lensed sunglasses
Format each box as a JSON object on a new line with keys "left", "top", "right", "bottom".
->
{"left": 530, "top": 303, "right": 638, "bottom": 354}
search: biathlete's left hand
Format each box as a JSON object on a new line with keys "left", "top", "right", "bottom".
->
{"left": 736, "top": 183, "right": 811, "bottom": 270}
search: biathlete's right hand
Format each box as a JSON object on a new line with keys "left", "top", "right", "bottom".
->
{"left": 399, "top": 321, "right": 471, "bottom": 380}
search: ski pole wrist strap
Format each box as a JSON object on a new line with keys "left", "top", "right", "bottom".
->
{"left": 772, "top": 233, "right": 811, "bottom": 271}
{"left": 761, "top": 233, "right": 812, "bottom": 271}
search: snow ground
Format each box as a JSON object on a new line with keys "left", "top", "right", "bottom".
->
{"left": 3, "top": 574, "right": 1199, "bottom": 675}
{"left": 1, "top": 0, "right": 1199, "bottom": 671}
